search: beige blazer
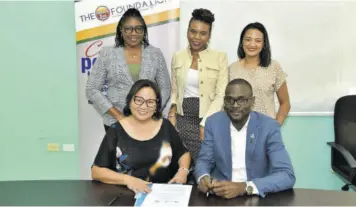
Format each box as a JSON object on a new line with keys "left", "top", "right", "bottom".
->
{"left": 171, "top": 48, "right": 228, "bottom": 126}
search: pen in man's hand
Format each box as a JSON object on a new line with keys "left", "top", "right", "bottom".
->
{"left": 108, "top": 196, "right": 120, "bottom": 206}
{"left": 206, "top": 177, "right": 214, "bottom": 198}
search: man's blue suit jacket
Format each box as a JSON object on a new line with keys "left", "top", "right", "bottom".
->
{"left": 194, "top": 111, "right": 295, "bottom": 197}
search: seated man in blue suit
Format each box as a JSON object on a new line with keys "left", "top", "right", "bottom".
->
{"left": 194, "top": 78, "right": 295, "bottom": 198}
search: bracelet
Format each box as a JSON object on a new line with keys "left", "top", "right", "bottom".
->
{"left": 179, "top": 167, "right": 190, "bottom": 174}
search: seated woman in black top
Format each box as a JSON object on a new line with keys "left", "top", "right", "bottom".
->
{"left": 92, "top": 79, "right": 191, "bottom": 194}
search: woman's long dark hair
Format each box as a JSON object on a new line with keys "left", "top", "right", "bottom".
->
{"left": 237, "top": 22, "right": 271, "bottom": 67}
{"left": 114, "top": 8, "right": 149, "bottom": 48}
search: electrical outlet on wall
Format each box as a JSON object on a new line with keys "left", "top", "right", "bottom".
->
{"left": 63, "top": 144, "right": 75, "bottom": 152}
{"left": 47, "top": 143, "right": 60, "bottom": 152}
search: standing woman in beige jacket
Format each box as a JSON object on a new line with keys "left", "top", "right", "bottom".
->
{"left": 168, "top": 9, "right": 228, "bottom": 161}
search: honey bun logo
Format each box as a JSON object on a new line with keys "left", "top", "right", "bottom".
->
{"left": 79, "top": 0, "right": 170, "bottom": 22}
{"left": 81, "top": 40, "right": 103, "bottom": 76}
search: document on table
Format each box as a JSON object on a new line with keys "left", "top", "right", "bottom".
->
{"left": 134, "top": 184, "right": 192, "bottom": 207}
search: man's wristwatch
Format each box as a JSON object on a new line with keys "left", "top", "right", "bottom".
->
{"left": 245, "top": 182, "right": 254, "bottom": 195}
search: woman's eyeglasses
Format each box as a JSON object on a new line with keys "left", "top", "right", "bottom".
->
{"left": 133, "top": 96, "right": 157, "bottom": 108}
{"left": 122, "top": 26, "right": 144, "bottom": 34}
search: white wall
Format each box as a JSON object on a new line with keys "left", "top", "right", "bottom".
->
{"left": 180, "top": 0, "right": 356, "bottom": 115}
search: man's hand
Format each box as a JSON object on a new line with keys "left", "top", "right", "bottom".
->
{"left": 212, "top": 181, "right": 246, "bottom": 199}
{"left": 199, "top": 126, "right": 204, "bottom": 141}
{"left": 198, "top": 175, "right": 214, "bottom": 193}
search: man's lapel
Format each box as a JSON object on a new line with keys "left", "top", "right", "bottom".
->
{"left": 246, "top": 112, "right": 259, "bottom": 161}
{"left": 221, "top": 112, "right": 232, "bottom": 180}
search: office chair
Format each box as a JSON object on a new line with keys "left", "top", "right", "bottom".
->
{"left": 327, "top": 95, "right": 356, "bottom": 191}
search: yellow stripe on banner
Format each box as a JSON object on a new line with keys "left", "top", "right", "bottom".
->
{"left": 76, "top": 8, "right": 180, "bottom": 43}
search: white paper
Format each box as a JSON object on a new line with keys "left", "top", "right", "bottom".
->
{"left": 140, "top": 184, "right": 192, "bottom": 207}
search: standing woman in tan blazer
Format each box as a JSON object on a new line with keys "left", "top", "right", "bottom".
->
{"left": 229, "top": 22, "right": 291, "bottom": 125}
{"left": 168, "top": 9, "right": 228, "bottom": 161}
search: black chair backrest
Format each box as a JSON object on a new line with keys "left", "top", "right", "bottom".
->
{"left": 334, "top": 95, "right": 356, "bottom": 160}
